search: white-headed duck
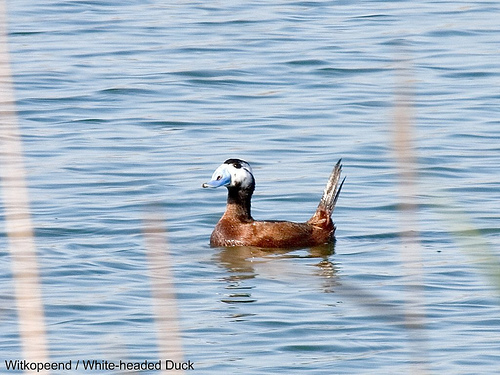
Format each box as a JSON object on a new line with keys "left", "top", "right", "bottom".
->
{"left": 202, "top": 158, "right": 345, "bottom": 248}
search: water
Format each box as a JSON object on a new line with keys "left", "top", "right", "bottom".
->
{"left": 1, "top": 0, "right": 500, "bottom": 373}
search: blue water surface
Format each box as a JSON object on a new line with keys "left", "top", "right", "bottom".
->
{"left": 1, "top": 0, "right": 500, "bottom": 374}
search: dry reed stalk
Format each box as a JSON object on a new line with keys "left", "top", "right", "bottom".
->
{"left": 0, "top": 0, "right": 50, "bottom": 365}
{"left": 143, "top": 208, "right": 185, "bottom": 375}
{"left": 393, "top": 55, "right": 429, "bottom": 375}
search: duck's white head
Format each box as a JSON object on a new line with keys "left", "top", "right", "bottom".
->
{"left": 202, "top": 159, "right": 254, "bottom": 190}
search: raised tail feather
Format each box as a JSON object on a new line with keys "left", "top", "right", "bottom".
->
{"left": 308, "top": 159, "right": 345, "bottom": 225}
{"left": 319, "top": 159, "right": 345, "bottom": 215}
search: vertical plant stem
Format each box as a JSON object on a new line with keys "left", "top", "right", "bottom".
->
{"left": 0, "top": 0, "right": 49, "bottom": 364}
{"left": 393, "top": 55, "right": 429, "bottom": 374}
{"left": 143, "top": 208, "right": 185, "bottom": 375}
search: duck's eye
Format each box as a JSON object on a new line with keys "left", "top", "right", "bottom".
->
{"left": 233, "top": 162, "right": 241, "bottom": 169}
{"left": 216, "top": 175, "right": 222, "bottom": 181}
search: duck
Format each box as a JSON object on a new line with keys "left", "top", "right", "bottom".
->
{"left": 202, "top": 158, "right": 345, "bottom": 248}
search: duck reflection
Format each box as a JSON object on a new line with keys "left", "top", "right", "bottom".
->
{"left": 215, "top": 242, "right": 340, "bottom": 306}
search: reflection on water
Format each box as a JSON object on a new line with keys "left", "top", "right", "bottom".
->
{"left": 216, "top": 243, "right": 339, "bottom": 304}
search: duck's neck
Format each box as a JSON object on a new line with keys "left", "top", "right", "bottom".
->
{"left": 224, "top": 186, "right": 253, "bottom": 222}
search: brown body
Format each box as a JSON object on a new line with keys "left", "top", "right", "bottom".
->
{"left": 205, "top": 159, "right": 344, "bottom": 249}
{"left": 210, "top": 205, "right": 335, "bottom": 248}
